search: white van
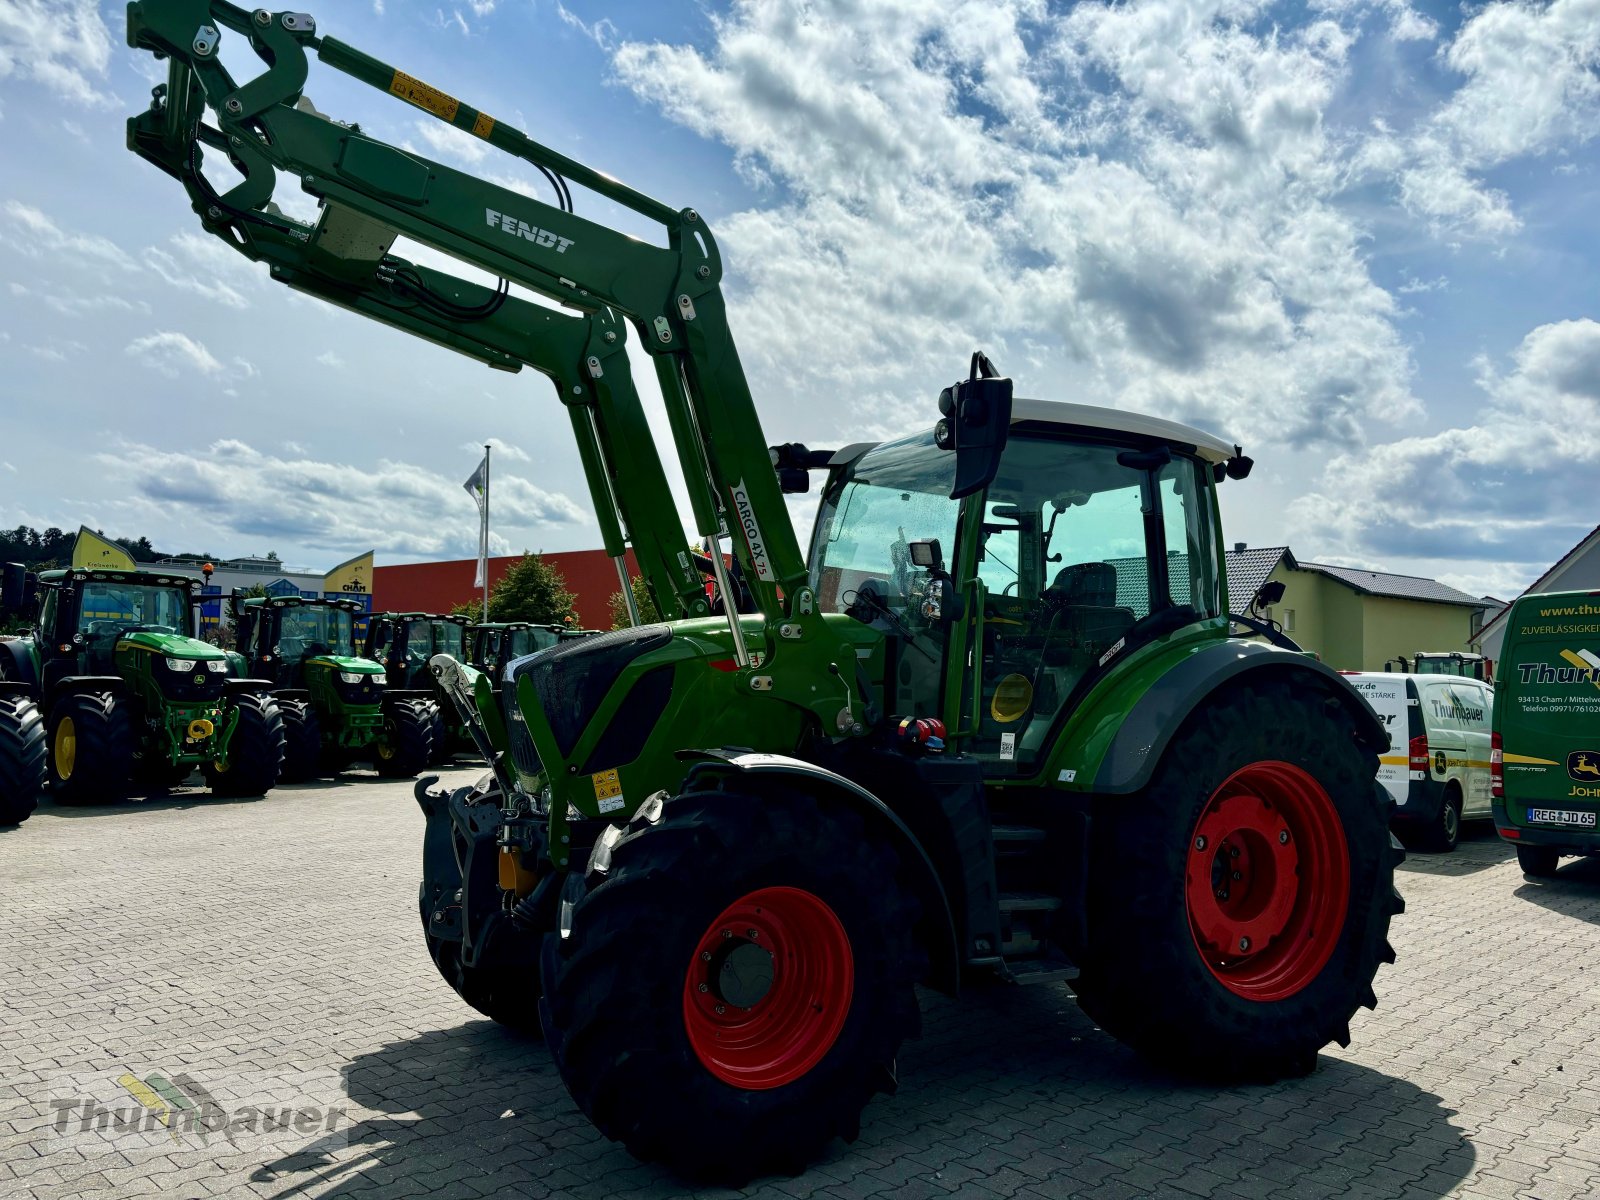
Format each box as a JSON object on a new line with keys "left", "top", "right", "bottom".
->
{"left": 1342, "top": 672, "right": 1495, "bottom": 852}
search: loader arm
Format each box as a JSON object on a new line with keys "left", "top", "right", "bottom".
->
{"left": 131, "top": 87, "right": 708, "bottom": 624}
{"left": 125, "top": 2, "right": 819, "bottom": 671}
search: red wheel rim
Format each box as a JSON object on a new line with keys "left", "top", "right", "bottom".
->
{"left": 1185, "top": 761, "right": 1349, "bottom": 1002}
{"left": 682, "top": 886, "right": 853, "bottom": 1090}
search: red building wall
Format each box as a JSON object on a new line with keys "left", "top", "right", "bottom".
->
{"left": 372, "top": 549, "right": 637, "bottom": 629}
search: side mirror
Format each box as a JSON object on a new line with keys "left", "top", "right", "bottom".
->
{"left": 1, "top": 562, "right": 34, "bottom": 615}
{"left": 937, "top": 352, "right": 1012, "bottom": 500}
{"left": 1251, "top": 580, "right": 1286, "bottom": 611}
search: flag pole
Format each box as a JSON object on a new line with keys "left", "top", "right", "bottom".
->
{"left": 482, "top": 443, "right": 491, "bottom": 622}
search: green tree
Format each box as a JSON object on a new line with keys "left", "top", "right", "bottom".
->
{"left": 608, "top": 573, "right": 662, "bottom": 630}
{"left": 486, "top": 553, "right": 575, "bottom": 625}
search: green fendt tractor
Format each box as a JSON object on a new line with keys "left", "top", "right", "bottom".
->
{"left": 0, "top": 563, "right": 284, "bottom": 802}
{"left": 127, "top": 6, "right": 1403, "bottom": 1181}
{"left": 365, "top": 612, "right": 470, "bottom": 761}
{"left": 230, "top": 593, "right": 435, "bottom": 779}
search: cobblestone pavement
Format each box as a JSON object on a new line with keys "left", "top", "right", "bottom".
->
{"left": 2, "top": 767, "right": 1598, "bottom": 1200}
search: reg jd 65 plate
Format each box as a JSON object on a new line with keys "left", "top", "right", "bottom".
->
{"left": 1527, "top": 807, "right": 1599, "bottom": 828}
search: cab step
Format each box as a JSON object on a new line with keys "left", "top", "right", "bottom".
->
{"left": 998, "top": 890, "right": 1062, "bottom": 913}
{"left": 992, "top": 824, "right": 1047, "bottom": 844}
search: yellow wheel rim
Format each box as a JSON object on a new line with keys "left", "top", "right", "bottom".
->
{"left": 54, "top": 717, "right": 76, "bottom": 780}
{"left": 377, "top": 741, "right": 395, "bottom": 760}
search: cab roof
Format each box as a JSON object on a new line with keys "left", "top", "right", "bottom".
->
{"left": 1010, "top": 399, "right": 1235, "bottom": 466}
{"left": 39, "top": 568, "right": 200, "bottom": 589}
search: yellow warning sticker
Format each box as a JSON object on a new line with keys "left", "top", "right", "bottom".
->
{"left": 389, "top": 70, "right": 460, "bottom": 120}
{"left": 592, "top": 769, "right": 624, "bottom": 813}
{"left": 472, "top": 111, "right": 495, "bottom": 139}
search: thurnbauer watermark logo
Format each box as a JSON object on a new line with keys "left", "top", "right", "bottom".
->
{"left": 46, "top": 1068, "right": 347, "bottom": 1154}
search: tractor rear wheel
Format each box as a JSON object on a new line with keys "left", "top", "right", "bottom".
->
{"left": 1074, "top": 679, "right": 1403, "bottom": 1081}
{"left": 279, "top": 699, "right": 323, "bottom": 782}
{"left": 203, "top": 693, "right": 286, "bottom": 798}
{"left": 0, "top": 694, "right": 46, "bottom": 826}
{"left": 541, "top": 786, "right": 923, "bottom": 1183}
{"left": 376, "top": 701, "right": 433, "bottom": 778}
{"left": 47, "top": 690, "right": 133, "bottom": 805}
{"left": 427, "top": 703, "right": 450, "bottom": 764}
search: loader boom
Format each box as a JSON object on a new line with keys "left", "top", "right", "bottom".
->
{"left": 126, "top": 2, "right": 809, "bottom": 657}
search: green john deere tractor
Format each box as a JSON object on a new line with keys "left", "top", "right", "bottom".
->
{"left": 0, "top": 563, "right": 284, "bottom": 802}
{"left": 230, "top": 593, "right": 436, "bottom": 779}
{"left": 0, "top": 658, "right": 45, "bottom": 826}
{"left": 127, "top": 6, "right": 1404, "bottom": 1182}
{"left": 365, "top": 613, "right": 472, "bottom": 762}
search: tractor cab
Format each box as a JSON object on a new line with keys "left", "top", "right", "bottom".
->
{"left": 366, "top": 613, "right": 471, "bottom": 690}
{"left": 232, "top": 595, "right": 377, "bottom": 689}
{"left": 466, "top": 622, "right": 564, "bottom": 677}
{"left": 12, "top": 568, "right": 219, "bottom": 693}
{"left": 811, "top": 400, "right": 1236, "bottom": 777}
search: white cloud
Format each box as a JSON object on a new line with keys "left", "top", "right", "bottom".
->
{"left": 1, "top": 199, "right": 137, "bottom": 270}
{"left": 316, "top": 351, "right": 345, "bottom": 369}
{"left": 0, "top": 0, "right": 116, "bottom": 109}
{"left": 93, "top": 438, "right": 587, "bottom": 558}
{"left": 610, "top": 0, "right": 1417, "bottom": 451}
{"left": 556, "top": 2, "right": 617, "bottom": 51}
{"left": 1291, "top": 318, "right": 1600, "bottom": 583}
{"left": 1396, "top": 0, "right": 1600, "bottom": 237}
{"left": 407, "top": 119, "right": 489, "bottom": 166}
{"left": 125, "top": 332, "right": 226, "bottom": 378}
{"left": 462, "top": 438, "right": 531, "bottom": 462}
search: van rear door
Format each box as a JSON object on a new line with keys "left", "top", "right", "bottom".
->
{"left": 1346, "top": 674, "right": 1410, "bottom": 806}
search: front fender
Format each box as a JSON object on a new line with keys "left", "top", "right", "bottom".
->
{"left": 680, "top": 749, "right": 961, "bottom": 996}
{"left": 1089, "top": 641, "right": 1387, "bottom": 795}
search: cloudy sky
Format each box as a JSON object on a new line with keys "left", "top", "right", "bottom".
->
{"left": 1, "top": 0, "right": 1596, "bottom": 598}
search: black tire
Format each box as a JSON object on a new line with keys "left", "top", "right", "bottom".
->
{"left": 542, "top": 785, "right": 924, "bottom": 1183}
{"left": 376, "top": 700, "right": 433, "bottom": 778}
{"left": 1420, "top": 784, "right": 1463, "bottom": 853}
{"left": 427, "top": 703, "right": 450, "bottom": 764}
{"left": 47, "top": 690, "right": 133, "bottom": 805}
{"left": 1073, "top": 679, "right": 1403, "bottom": 1082}
{"left": 1517, "top": 845, "right": 1560, "bottom": 878}
{"left": 0, "top": 694, "right": 46, "bottom": 826}
{"left": 203, "top": 693, "right": 286, "bottom": 798}
{"left": 421, "top": 906, "right": 542, "bottom": 1030}
{"left": 279, "top": 699, "right": 323, "bottom": 782}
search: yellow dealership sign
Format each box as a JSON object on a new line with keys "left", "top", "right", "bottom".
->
{"left": 323, "top": 550, "right": 374, "bottom": 596}
{"left": 70, "top": 527, "right": 138, "bottom": 572}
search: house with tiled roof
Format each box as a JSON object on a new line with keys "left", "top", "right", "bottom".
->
{"left": 1215, "top": 544, "right": 1492, "bottom": 672}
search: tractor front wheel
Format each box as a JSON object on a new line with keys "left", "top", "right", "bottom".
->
{"left": 0, "top": 694, "right": 46, "bottom": 826}
{"left": 427, "top": 703, "right": 450, "bottom": 765}
{"left": 376, "top": 701, "right": 433, "bottom": 778}
{"left": 203, "top": 693, "right": 286, "bottom": 798}
{"left": 541, "top": 786, "right": 923, "bottom": 1183}
{"left": 47, "top": 691, "right": 133, "bottom": 806}
{"left": 1074, "top": 679, "right": 1403, "bottom": 1081}
{"left": 278, "top": 699, "right": 323, "bottom": 782}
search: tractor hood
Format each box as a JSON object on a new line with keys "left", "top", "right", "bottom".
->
{"left": 306, "top": 655, "right": 385, "bottom": 674}
{"left": 116, "top": 631, "right": 227, "bottom": 661}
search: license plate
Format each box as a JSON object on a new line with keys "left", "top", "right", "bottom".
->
{"left": 1527, "top": 807, "right": 1598, "bottom": 828}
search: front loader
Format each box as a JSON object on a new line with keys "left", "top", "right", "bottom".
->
{"left": 126, "top": 5, "right": 1404, "bottom": 1182}
{"left": 230, "top": 593, "right": 435, "bottom": 779}
{"left": 0, "top": 563, "right": 284, "bottom": 802}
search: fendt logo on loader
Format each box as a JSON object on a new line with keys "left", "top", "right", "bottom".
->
{"left": 485, "top": 208, "right": 574, "bottom": 254}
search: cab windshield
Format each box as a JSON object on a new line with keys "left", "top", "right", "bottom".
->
{"left": 77, "top": 582, "right": 191, "bottom": 637}
{"left": 432, "top": 620, "right": 465, "bottom": 658}
{"left": 277, "top": 606, "right": 355, "bottom": 664}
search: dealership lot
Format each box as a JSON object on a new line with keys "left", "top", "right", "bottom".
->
{"left": 2, "top": 768, "right": 1597, "bottom": 1200}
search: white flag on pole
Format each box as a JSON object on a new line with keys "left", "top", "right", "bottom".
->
{"left": 465, "top": 453, "right": 489, "bottom": 588}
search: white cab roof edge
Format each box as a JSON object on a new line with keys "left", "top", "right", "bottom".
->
{"left": 1011, "top": 398, "right": 1236, "bottom": 465}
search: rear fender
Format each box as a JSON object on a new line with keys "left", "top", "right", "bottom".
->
{"left": 0, "top": 680, "right": 38, "bottom": 701}
{"left": 1092, "top": 642, "right": 1388, "bottom": 795}
{"left": 0, "top": 640, "right": 39, "bottom": 690}
{"left": 681, "top": 750, "right": 961, "bottom": 996}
